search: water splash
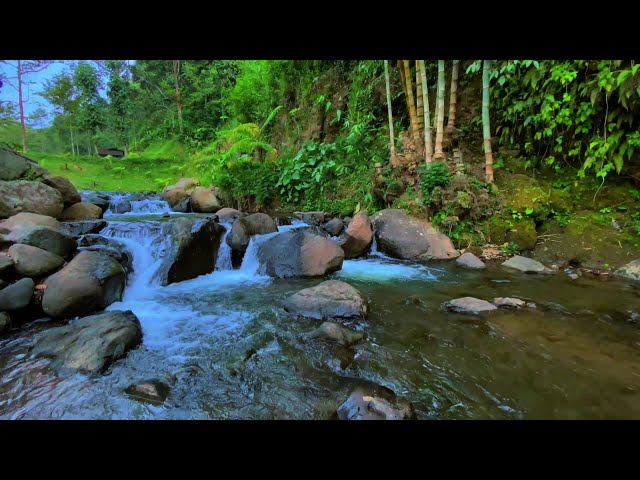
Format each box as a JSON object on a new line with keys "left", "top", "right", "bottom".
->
{"left": 216, "top": 226, "right": 233, "bottom": 271}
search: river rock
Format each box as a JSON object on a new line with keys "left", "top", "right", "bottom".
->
{"left": 42, "top": 175, "right": 81, "bottom": 207}
{"left": 58, "top": 202, "right": 103, "bottom": 221}
{"left": 303, "top": 321, "right": 364, "bottom": 347}
{"left": 0, "top": 212, "right": 62, "bottom": 231}
{"left": 162, "top": 187, "right": 191, "bottom": 212}
{"left": 371, "top": 209, "right": 459, "bottom": 260}
{"left": 0, "top": 254, "right": 13, "bottom": 273}
{"left": 8, "top": 244, "right": 65, "bottom": 277}
{"left": 493, "top": 297, "right": 526, "bottom": 309}
{"left": 455, "top": 252, "right": 486, "bottom": 269}
{"left": 256, "top": 229, "right": 344, "bottom": 277}
{"left": 502, "top": 255, "right": 552, "bottom": 274}
{"left": 124, "top": 379, "right": 171, "bottom": 404}
{"left": 294, "top": 211, "right": 326, "bottom": 226}
{"left": 0, "top": 312, "right": 10, "bottom": 334}
{"left": 284, "top": 280, "right": 368, "bottom": 319}
{"left": 216, "top": 207, "right": 246, "bottom": 222}
{"left": 191, "top": 186, "right": 221, "bottom": 213}
{"left": 0, "top": 278, "right": 34, "bottom": 311}
{"left": 321, "top": 217, "right": 344, "bottom": 237}
{"left": 615, "top": 260, "right": 640, "bottom": 282}
{"left": 31, "top": 310, "right": 142, "bottom": 375}
{"left": 336, "top": 385, "right": 416, "bottom": 420}
{"left": 0, "top": 149, "right": 30, "bottom": 180}
{"left": 41, "top": 250, "right": 126, "bottom": 319}
{"left": 81, "top": 192, "right": 110, "bottom": 213}
{"left": 1, "top": 225, "right": 76, "bottom": 257}
{"left": 0, "top": 279, "right": 7, "bottom": 290}
{"left": 77, "top": 234, "right": 133, "bottom": 273}
{"left": 62, "top": 220, "right": 108, "bottom": 237}
{"left": 227, "top": 213, "right": 278, "bottom": 252}
{"left": 0, "top": 180, "right": 63, "bottom": 219}
{"left": 337, "top": 211, "right": 373, "bottom": 259}
{"left": 112, "top": 200, "right": 132, "bottom": 214}
{"left": 444, "top": 297, "right": 498, "bottom": 314}
{"left": 158, "top": 217, "right": 226, "bottom": 285}
{"left": 174, "top": 178, "right": 199, "bottom": 190}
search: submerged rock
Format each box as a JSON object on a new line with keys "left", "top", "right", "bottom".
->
{"left": 124, "top": 379, "right": 171, "bottom": 405}
{"left": 455, "top": 252, "right": 486, "bottom": 269}
{"left": 0, "top": 180, "right": 63, "bottom": 219}
{"left": 31, "top": 310, "right": 142, "bottom": 375}
{"left": 337, "top": 385, "right": 416, "bottom": 420}
{"left": 8, "top": 243, "right": 65, "bottom": 277}
{"left": 0, "top": 278, "right": 34, "bottom": 311}
{"left": 502, "top": 255, "right": 552, "bottom": 274}
{"left": 284, "top": 280, "right": 368, "bottom": 319}
{"left": 303, "top": 321, "right": 364, "bottom": 347}
{"left": 337, "top": 211, "right": 373, "bottom": 259}
{"left": 41, "top": 250, "right": 126, "bottom": 319}
{"left": 443, "top": 297, "right": 498, "bottom": 314}
{"left": 493, "top": 297, "right": 526, "bottom": 309}
{"left": 371, "top": 209, "right": 459, "bottom": 260}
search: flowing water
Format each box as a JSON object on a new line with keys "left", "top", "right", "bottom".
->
{"left": 1, "top": 213, "right": 640, "bottom": 419}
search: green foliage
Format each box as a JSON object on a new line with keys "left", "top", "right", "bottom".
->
{"left": 501, "top": 241, "right": 521, "bottom": 255}
{"left": 418, "top": 162, "right": 452, "bottom": 205}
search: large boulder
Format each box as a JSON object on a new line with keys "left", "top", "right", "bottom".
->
{"left": 42, "top": 175, "right": 81, "bottom": 207}
{"left": 227, "top": 213, "right": 278, "bottom": 252}
{"left": 216, "top": 208, "right": 246, "bottom": 222}
{"left": 615, "top": 260, "right": 640, "bottom": 282}
{"left": 174, "top": 178, "right": 199, "bottom": 190}
{"left": 284, "top": 280, "right": 368, "bottom": 319}
{"left": 77, "top": 235, "right": 133, "bottom": 273}
{"left": 191, "top": 186, "right": 221, "bottom": 213}
{"left": 41, "top": 250, "right": 126, "bottom": 319}
{"left": 455, "top": 252, "right": 486, "bottom": 269}
{"left": 443, "top": 297, "right": 498, "bottom": 314}
{"left": 1, "top": 225, "right": 76, "bottom": 257}
{"left": 338, "top": 211, "right": 373, "bottom": 259}
{"left": 371, "top": 209, "right": 459, "bottom": 260}
{"left": 0, "top": 278, "right": 34, "bottom": 311}
{"left": 322, "top": 217, "right": 344, "bottom": 237}
{"left": 8, "top": 244, "right": 65, "bottom": 277}
{"left": 58, "top": 202, "right": 103, "bottom": 221}
{"left": 303, "top": 321, "right": 364, "bottom": 347}
{"left": 62, "top": 220, "right": 108, "bottom": 237}
{"left": 0, "top": 180, "right": 63, "bottom": 219}
{"left": 162, "top": 187, "right": 191, "bottom": 213}
{"left": 0, "top": 254, "right": 13, "bottom": 273}
{"left": 0, "top": 149, "right": 29, "bottom": 180}
{"left": 0, "top": 212, "right": 62, "bottom": 231}
{"left": 337, "top": 385, "right": 416, "bottom": 420}
{"left": 31, "top": 310, "right": 142, "bottom": 375}
{"left": 502, "top": 255, "right": 552, "bottom": 274}
{"left": 157, "top": 217, "right": 226, "bottom": 286}
{"left": 81, "top": 192, "right": 110, "bottom": 213}
{"left": 255, "top": 229, "right": 344, "bottom": 278}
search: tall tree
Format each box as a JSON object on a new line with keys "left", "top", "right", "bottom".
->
{"left": 74, "top": 63, "right": 104, "bottom": 155}
{"left": 434, "top": 60, "right": 446, "bottom": 160}
{"left": 447, "top": 60, "right": 460, "bottom": 130}
{"left": 384, "top": 60, "right": 396, "bottom": 165}
{"left": 40, "top": 72, "right": 80, "bottom": 155}
{"left": 402, "top": 60, "right": 421, "bottom": 147}
{"left": 419, "top": 60, "right": 433, "bottom": 163}
{"left": 106, "top": 60, "right": 133, "bottom": 154}
{"left": 482, "top": 60, "right": 494, "bottom": 183}
{"left": 172, "top": 60, "right": 183, "bottom": 131}
{"left": 415, "top": 61, "right": 424, "bottom": 132}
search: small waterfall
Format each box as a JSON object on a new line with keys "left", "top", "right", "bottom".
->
{"left": 215, "top": 226, "right": 233, "bottom": 271}
{"left": 277, "top": 219, "right": 307, "bottom": 232}
{"left": 369, "top": 234, "right": 392, "bottom": 259}
{"left": 104, "top": 193, "right": 129, "bottom": 216}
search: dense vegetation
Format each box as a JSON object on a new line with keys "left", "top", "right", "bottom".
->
{"left": 2, "top": 59, "right": 640, "bottom": 259}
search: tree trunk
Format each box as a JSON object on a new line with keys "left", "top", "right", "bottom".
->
{"left": 70, "top": 127, "right": 75, "bottom": 156}
{"left": 402, "top": 60, "right": 421, "bottom": 147}
{"left": 415, "top": 61, "right": 424, "bottom": 132}
{"left": 124, "top": 144, "right": 129, "bottom": 156}
{"left": 419, "top": 60, "right": 433, "bottom": 164}
{"left": 17, "top": 60, "right": 28, "bottom": 152}
{"left": 397, "top": 60, "right": 408, "bottom": 99}
{"left": 172, "top": 60, "right": 183, "bottom": 132}
{"left": 384, "top": 60, "right": 397, "bottom": 166}
{"left": 447, "top": 60, "right": 460, "bottom": 129}
{"left": 434, "top": 61, "right": 446, "bottom": 160}
{"left": 483, "top": 60, "right": 494, "bottom": 183}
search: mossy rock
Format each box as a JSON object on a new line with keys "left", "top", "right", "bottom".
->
{"left": 488, "top": 217, "right": 509, "bottom": 244}
{"left": 487, "top": 216, "right": 537, "bottom": 250}
{"left": 499, "top": 173, "right": 573, "bottom": 218}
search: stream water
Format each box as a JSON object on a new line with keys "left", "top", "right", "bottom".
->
{"left": 1, "top": 209, "right": 640, "bottom": 419}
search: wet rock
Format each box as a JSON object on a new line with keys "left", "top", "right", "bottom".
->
{"left": 41, "top": 251, "right": 125, "bottom": 319}
{"left": 0, "top": 312, "right": 10, "bottom": 334}
{"left": 372, "top": 209, "right": 459, "bottom": 260}
{"left": 62, "top": 220, "right": 107, "bottom": 237}
{"left": 1, "top": 224, "right": 76, "bottom": 257}
{"left": 337, "top": 386, "right": 416, "bottom": 420}
{"left": 162, "top": 187, "right": 191, "bottom": 212}
{"left": 337, "top": 211, "right": 373, "bottom": 259}
{"left": 58, "top": 202, "right": 103, "bottom": 221}
{"left": 112, "top": 200, "right": 132, "bottom": 214}
{"left": 42, "top": 175, "right": 81, "bottom": 207}
{"left": 294, "top": 211, "right": 326, "bottom": 226}
{"left": 0, "top": 149, "right": 30, "bottom": 180}
{"left": 191, "top": 186, "right": 221, "bottom": 213}
{"left": 502, "top": 255, "right": 553, "bottom": 274}
{"left": 8, "top": 244, "right": 65, "bottom": 277}
{"left": 285, "top": 280, "right": 368, "bottom": 320}
{"left": 227, "top": 213, "right": 278, "bottom": 253}
{"left": 76, "top": 235, "right": 133, "bottom": 273}
{"left": 615, "top": 260, "right": 640, "bottom": 282}
{"left": 256, "top": 229, "right": 344, "bottom": 277}
{"left": 31, "top": 310, "right": 142, "bottom": 375}
{"left": 322, "top": 217, "right": 344, "bottom": 237}
{"left": 0, "top": 278, "right": 34, "bottom": 311}
{"left": 456, "top": 252, "right": 486, "bottom": 269}
{"left": 0, "top": 254, "right": 13, "bottom": 273}
{"left": 216, "top": 207, "right": 246, "bottom": 222}
{"left": 162, "top": 212, "right": 170, "bottom": 218}
{"left": 343, "top": 216, "right": 352, "bottom": 226}
{"left": 81, "top": 192, "right": 110, "bottom": 213}
{"left": 124, "top": 379, "right": 170, "bottom": 405}
{"left": 443, "top": 297, "right": 498, "bottom": 314}
{"left": 0, "top": 180, "right": 63, "bottom": 219}
{"left": 493, "top": 297, "right": 526, "bottom": 309}
{"left": 159, "top": 217, "right": 226, "bottom": 286}
{"left": 303, "top": 321, "right": 364, "bottom": 347}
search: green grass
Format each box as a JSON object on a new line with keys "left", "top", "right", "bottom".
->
{"left": 26, "top": 151, "right": 198, "bottom": 192}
